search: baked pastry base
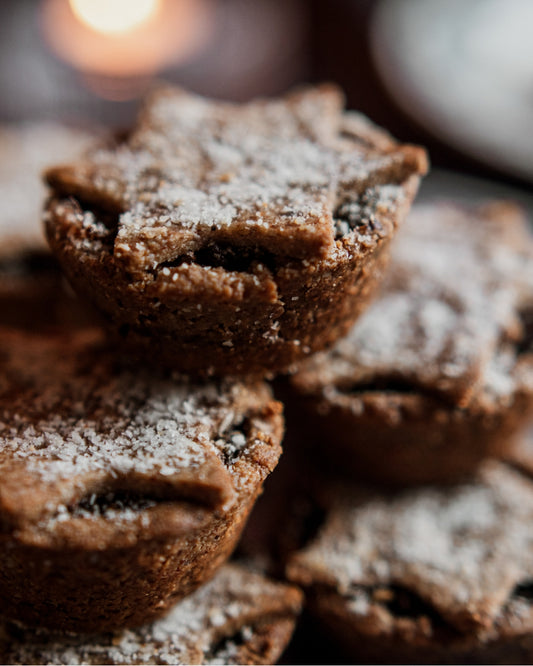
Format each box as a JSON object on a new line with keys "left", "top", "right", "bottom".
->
{"left": 0, "top": 564, "right": 302, "bottom": 665}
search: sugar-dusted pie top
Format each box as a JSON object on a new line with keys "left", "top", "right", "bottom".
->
{"left": 0, "top": 563, "right": 303, "bottom": 665}
{"left": 292, "top": 201, "right": 533, "bottom": 406}
{"left": 45, "top": 85, "right": 427, "bottom": 273}
{"left": 0, "top": 328, "right": 281, "bottom": 546}
{"left": 287, "top": 461, "right": 533, "bottom": 637}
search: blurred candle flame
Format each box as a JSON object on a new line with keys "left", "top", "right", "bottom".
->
{"left": 42, "top": 0, "right": 214, "bottom": 99}
{"left": 69, "top": 0, "right": 161, "bottom": 35}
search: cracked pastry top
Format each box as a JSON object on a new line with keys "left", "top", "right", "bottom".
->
{"left": 46, "top": 85, "right": 425, "bottom": 268}
{"left": 1, "top": 564, "right": 303, "bottom": 665}
{"left": 292, "top": 201, "right": 533, "bottom": 408}
{"left": 44, "top": 84, "right": 427, "bottom": 377}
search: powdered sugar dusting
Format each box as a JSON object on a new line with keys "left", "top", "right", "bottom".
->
{"left": 290, "top": 463, "right": 533, "bottom": 631}
{"left": 48, "top": 86, "right": 425, "bottom": 270}
{"left": 296, "top": 202, "right": 533, "bottom": 404}
{"left": 0, "top": 328, "right": 269, "bottom": 523}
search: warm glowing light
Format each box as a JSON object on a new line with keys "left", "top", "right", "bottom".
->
{"left": 42, "top": 0, "right": 214, "bottom": 87}
{"left": 68, "top": 0, "right": 160, "bottom": 35}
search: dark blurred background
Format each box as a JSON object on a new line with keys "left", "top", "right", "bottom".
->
{"left": 1, "top": 0, "right": 532, "bottom": 207}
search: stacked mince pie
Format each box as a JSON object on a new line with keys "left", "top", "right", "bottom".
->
{"left": 281, "top": 201, "right": 533, "bottom": 663}
{"left": 1, "top": 85, "right": 533, "bottom": 665}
